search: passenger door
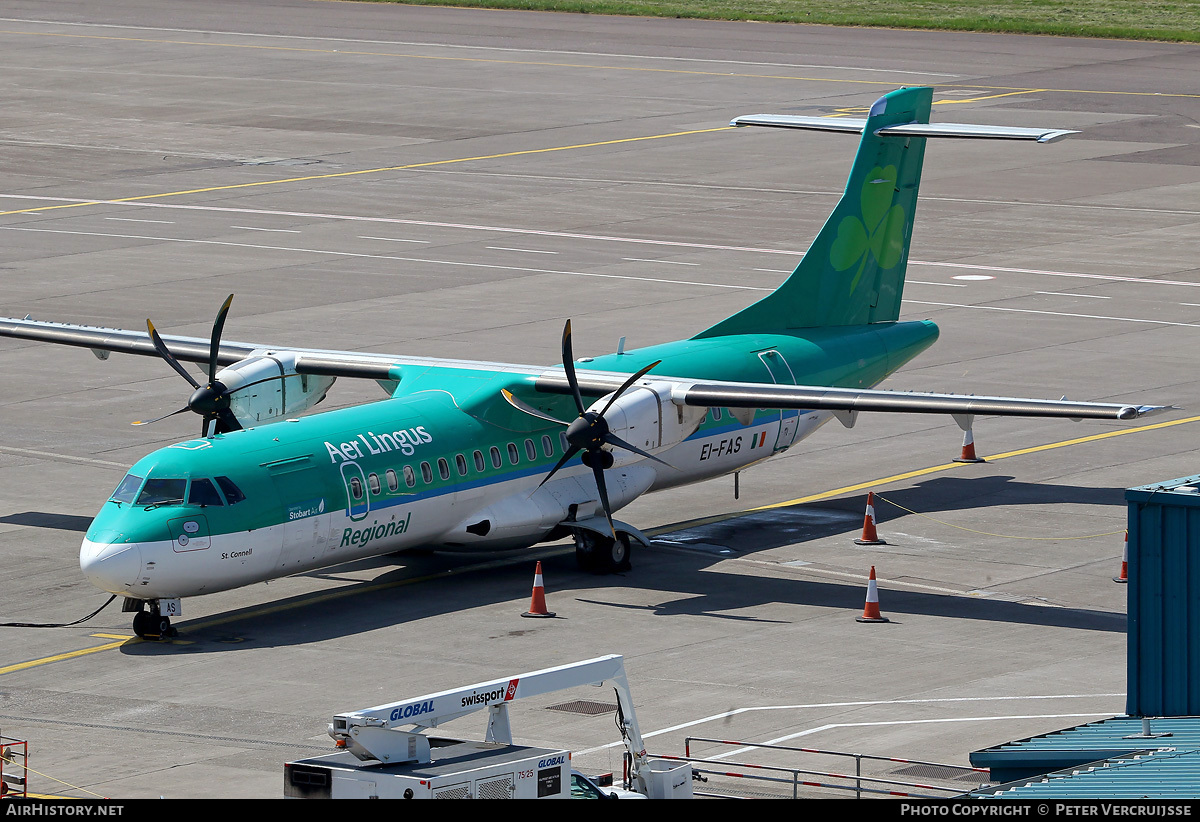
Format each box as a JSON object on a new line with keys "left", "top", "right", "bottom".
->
{"left": 757, "top": 349, "right": 799, "bottom": 451}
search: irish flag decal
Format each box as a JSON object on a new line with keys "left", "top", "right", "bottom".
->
{"left": 749, "top": 431, "right": 768, "bottom": 450}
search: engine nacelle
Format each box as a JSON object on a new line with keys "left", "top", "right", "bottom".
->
{"left": 217, "top": 351, "right": 336, "bottom": 427}
{"left": 588, "top": 382, "right": 706, "bottom": 467}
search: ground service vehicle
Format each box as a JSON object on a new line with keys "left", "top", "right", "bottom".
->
{"left": 284, "top": 655, "right": 691, "bottom": 799}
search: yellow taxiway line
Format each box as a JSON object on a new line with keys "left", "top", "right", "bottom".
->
{"left": 0, "top": 126, "right": 734, "bottom": 218}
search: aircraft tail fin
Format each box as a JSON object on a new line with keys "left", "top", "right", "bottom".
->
{"left": 694, "top": 87, "right": 1074, "bottom": 337}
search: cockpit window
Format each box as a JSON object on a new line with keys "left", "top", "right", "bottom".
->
{"left": 215, "top": 476, "right": 246, "bottom": 505}
{"left": 188, "top": 478, "right": 224, "bottom": 507}
{"left": 110, "top": 474, "right": 144, "bottom": 505}
{"left": 136, "top": 478, "right": 186, "bottom": 507}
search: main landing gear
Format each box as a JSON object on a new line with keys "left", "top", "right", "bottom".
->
{"left": 125, "top": 599, "right": 177, "bottom": 640}
{"left": 573, "top": 530, "right": 633, "bottom": 574}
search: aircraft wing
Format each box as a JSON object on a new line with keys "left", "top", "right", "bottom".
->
{"left": 0, "top": 317, "right": 1168, "bottom": 422}
{"left": 533, "top": 371, "right": 1168, "bottom": 422}
{"left": 0, "top": 316, "right": 525, "bottom": 381}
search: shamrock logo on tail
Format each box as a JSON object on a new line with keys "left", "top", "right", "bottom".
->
{"left": 829, "top": 165, "right": 906, "bottom": 294}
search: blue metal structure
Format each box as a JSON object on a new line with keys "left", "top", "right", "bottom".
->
{"left": 969, "top": 716, "right": 1200, "bottom": 797}
{"left": 1125, "top": 474, "right": 1200, "bottom": 718}
{"left": 963, "top": 477, "right": 1200, "bottom": 796}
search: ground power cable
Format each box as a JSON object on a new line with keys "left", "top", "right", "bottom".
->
{"left": 0, "top": 595, "right": 116, "bottom": 628}
{"left": 1, "top": 747, "right": 108, "bottom": 800}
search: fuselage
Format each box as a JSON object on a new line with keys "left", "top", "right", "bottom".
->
{"left": 80, "top": 321, "right": 939, "bottom": 601}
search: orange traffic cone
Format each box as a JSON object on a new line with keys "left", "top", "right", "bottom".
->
{"left": 856, "top": 566, "right": 890, "bottom": 623}
{"left": 953, "top": 427, "right": 986, "bottom": 463}
{"left": 1114, "top": 531, "right": 1129, "bottom": 584}
{"left": 854, "top": 492, "right": 887, "bottom": 545}
{"left": 522, "top": 561, "right": 556, "bottom": 618}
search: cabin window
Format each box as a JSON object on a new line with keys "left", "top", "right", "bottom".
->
{"left": 188, "top": 478, "right": 224, "bottom": 507}
{"left": 420, "top": 462, "right": 433, "bottom": 484}
{"left": 215, "top": 476, "right": 246, "bottom": 505}
{"left": 507, "top": 443, "right": 520, "bottom": 465}
{"left": 349, "top": 477, "right": 363, "bottom": 500}
{"left": 386, "top": 469, "right": 399, "bottom": 492}
{"left": 559, "top": 432, "right": 569, "bottom": 452}
{"left": 524, "top": 439, "right": 537, "bottom": 461}
{"left": 473, "top": 450, "right": 486, "bottom": 472}
{"left": 455, "top": 454, "right": 468, "bottom": 476}
{"left": 437, "top": 458, "right": 450, "bottom": 480}
{"left": 368, "top": 473, "right": 381, "bottom": 495}
{"left": 110, "top": 474, "right": 144, "bottom": 504}
{"left": 490, "top": 446, "right": 502, "bottom": 469}
{"left": 136, "top": 478, "right": 186, "bottom": 507}
{"left": 403, "top": 465, "right": 416, "bottom": 488}
{"left": 541, "top": 435, "right": 554, "bottom": 457}
{"left": 713, "top": 407, "right": 723, "bottom": 421}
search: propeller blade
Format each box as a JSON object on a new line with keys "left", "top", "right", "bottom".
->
{"left": 598, "top": 359, "right": 661, "bottom": 418}
{"left": 132, "top": 406, "right": 191, "bottom": 426}
{"left": 560, "top": 320, "right": 585, "bottom": 415}
{"left": 538, "top": 445, "right": 581, "bottom": 488}
{"left": 604, "top": 432, "right": 672, "bottom": 468}
{"left": 501, "top": 389, "right": 569, "bottom": 426}
{"left": 147, "top": 319, "right": 201, "bottom": 389}
{"left": 208, "top": 293, "right": 234, "bottom": 384}
{"left": 590, "top": 460, "right": 617, "bottom": 541}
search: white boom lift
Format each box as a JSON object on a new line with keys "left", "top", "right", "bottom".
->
{"left": 284, "top": 654, "right": 693, "bottom": 799}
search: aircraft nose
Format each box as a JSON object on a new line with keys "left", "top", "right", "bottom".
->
{"left": 79, "top": 537, "right": 141, "bottom": 595}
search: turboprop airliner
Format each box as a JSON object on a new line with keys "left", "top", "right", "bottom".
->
{"left": 0, "top": 87, "right": 1167, "bottom": 639}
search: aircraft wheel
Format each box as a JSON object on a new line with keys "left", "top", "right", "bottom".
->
{"left": 132, "top": 610, "right": 154, "bottom": 639}
{"left": 608, "top": 533, "right": 633, "bottom": 573}
{"left": 573, "top": 531, "right": 598, "bottom": 572}
{"left": 158, "top": 616, "right": 176, "bottom": 639}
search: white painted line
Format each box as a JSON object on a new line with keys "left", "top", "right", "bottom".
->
{"left": 952, "top": 274, "right": 994, "bottom": 281}
{"left": 0, "top": 18, "right": 961, "bottom": 77}
{"left": 905, "top": 299, "right": 1200, "bottom": 328}
{"left": 738, "top": 713, "right": 1112, "bottom": 758}
{"left": 919, "top": 260, "right": 1200, "bottom": 289}
{"left": 486, "top": 246, "right": 558, "bottom": 254}
{"left": 6, "top": 196, "right": 1197, "bottom": 297}
{"left": 0, "top": 226, "right": 768, "bottom": 292}
{"left": 359, "top": 235, "right": 430, "bottom": 244}
{"left": 753, "top": 268, "right": 793, "bottom": 274}
{"left": 8, "top": 188, "right": 1200, "bottom": 219}
{"left": 231, "top": 226, "right": 301, "bottom": 233}
{"left": 624, "top": 258, "right": 700, "bottom": 266}
{"left": 1034, "top": 291, "right": 1110, "bottom": 299}
{"left": 0, "top": 446, "right": 128, "bottom": 469}
{"left": 575, "top": 694, "right": 1121, "bottom": 754}
{"left": 103, "top": 217, "right": 174, "bottom": 224}
{"left": 909, "top": 280, "right": 967, "bottom": 288}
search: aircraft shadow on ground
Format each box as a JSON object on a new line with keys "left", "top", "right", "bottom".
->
{"left": 118, "top": 502, "right": 1125, "bottom": 656}
{"left": 1, "top": 512, "right": 93, "bottom": 532}
{"left": 577, "top": 569, "right": 1126, "bottom": 634}
{"left": 656, "top": 474, "right": 1125, "bottom": 555}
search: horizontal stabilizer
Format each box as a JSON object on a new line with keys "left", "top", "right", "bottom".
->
{"left": 731, "top": 115, "right": 1077, "bottom": 143}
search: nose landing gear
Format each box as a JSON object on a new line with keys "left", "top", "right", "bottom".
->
{"left": 126, "top": 599, "right": 178, "bottom": 640}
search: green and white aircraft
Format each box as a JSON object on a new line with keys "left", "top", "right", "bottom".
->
{"left": 0, "top": 87, "right": 1166, "bottom": 639}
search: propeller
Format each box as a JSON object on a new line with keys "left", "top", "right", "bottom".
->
{"left": 133, "top": 294, "right": 247, "bottom": 437}
{"left": 502, "top": 320, "right": 668, "bottom": 539}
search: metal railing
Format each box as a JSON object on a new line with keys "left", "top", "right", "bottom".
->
{"left": 1, "top": 733, "right": 28, "bottom": 799}
{"left": 638, "top": 737, "right": 988, "bottom": 799}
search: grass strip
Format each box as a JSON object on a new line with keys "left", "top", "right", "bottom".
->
{"left": 359, "top": 0, "right": 1200, "bottom": 43}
